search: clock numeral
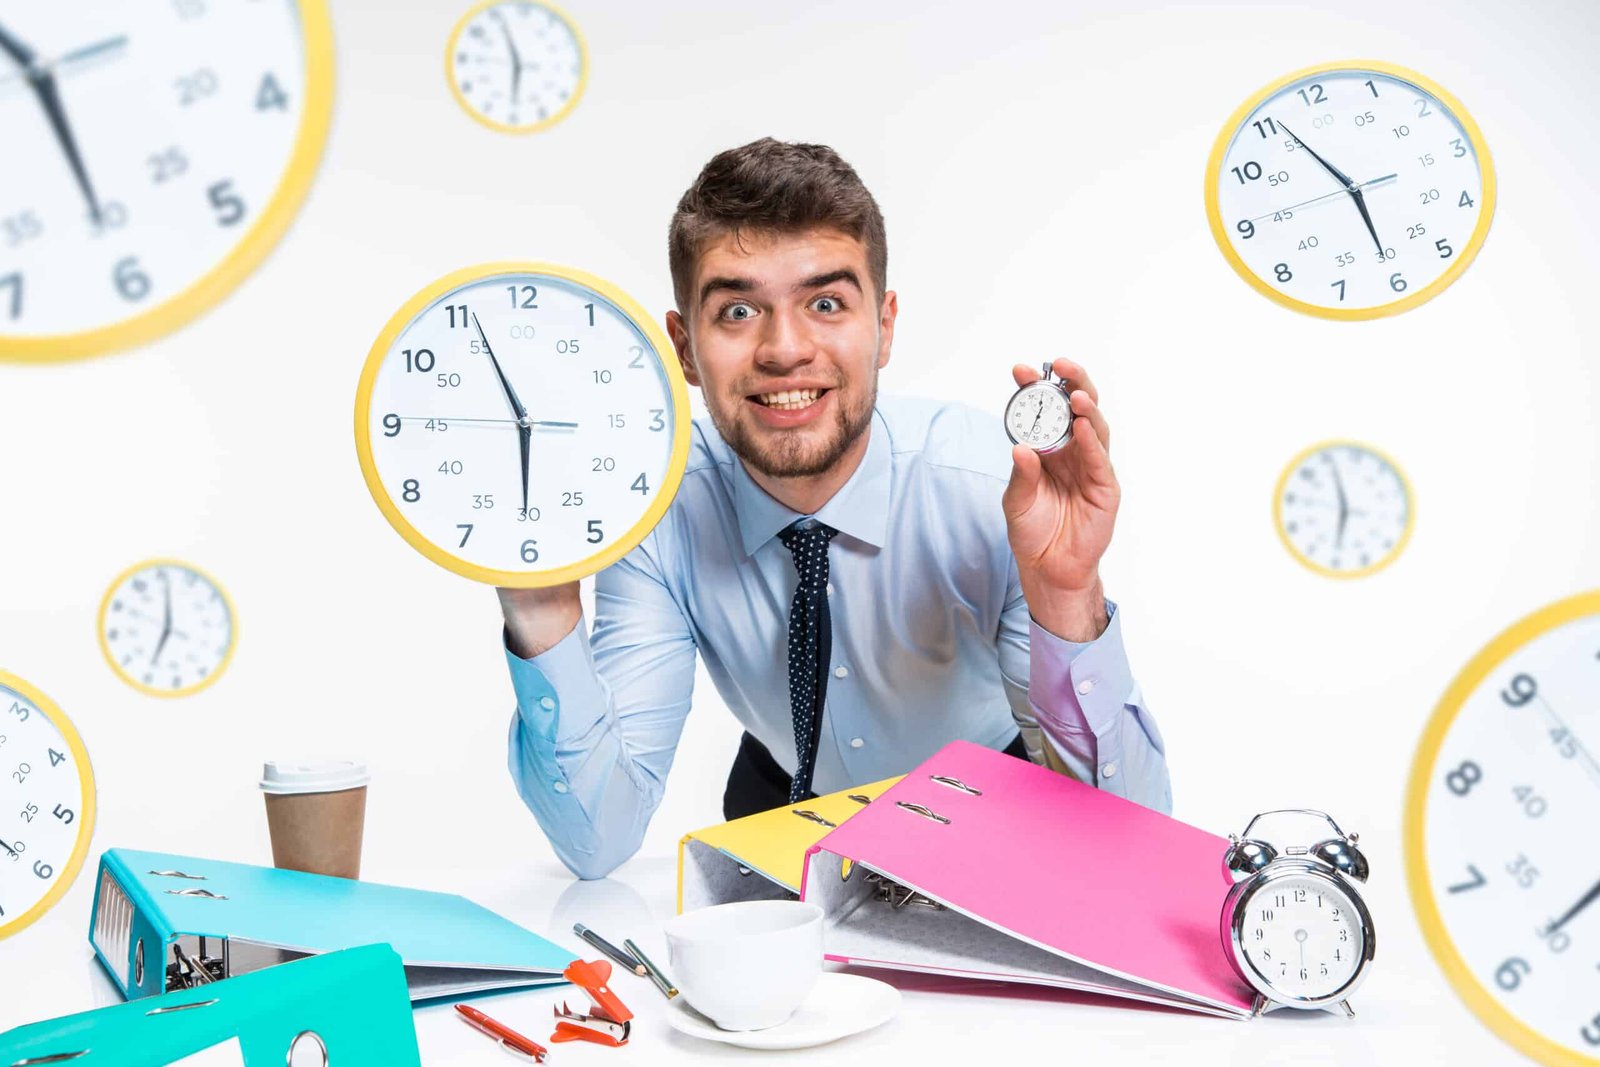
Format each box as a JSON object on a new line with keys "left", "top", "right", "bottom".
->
{"left": 1364, "top": 78, "right": 1379, "bottom": 97}
{"left": 1495, "top": 957, "right": 1531, "bottom": 991}
{"left": 1259, "top": 908, "right": 1274, "bottom": 922}
{"left": 445, "top": 304, "right": 470, "bottom": 328}
{"left": 173, "top": 0, "right": 207, "bottom": 19}
{"left": 1389, "top": 272, "right": 1407, "bottom": 293}
{"left": 402, "top": 479, "right": 421, "bottom": 503}
{"left": 1416, "top": 98, "right": 1434, "bottom": 118}
{"left": 2, "top": 211, "right": 43, "bottom": 246}
{"left": 591, "top": 457, "right": 616, "bottom": 472}
{"left": 20, "top": 804, "right": 37, "bottom": 823}
{"left": 1235, "top": 219, "right": 1254, "bottom": 240}
{"left": 507, "top": 285, "right": 538, "bottom": 309}
{"left": 1435, "top": 238, "right": 1454, "bottom": 259}
{"left": 12, "top": 763, "right": 30, "bottom": 784}
{"left": 1296, "top": 83, "right": 1327, "bottom": 105}
{"left": 256, "top": 72, "right": 289, "bottom": 111}
{"left": 1391, "top": 124, "right": 1411, "bottom": 139}
{"left": 1230, "top": 161, "right": 1263, "bottom": 185}
{"left": 455, "top": 524, "right": 473, "bottom": 547}
{"left": 1420, "top": 188, "right": 1441, "bottom": 205}
{"left": 148, "top": 147, "right": 189, "bottom": 184}
{"left": 88, "top": 201, "right": 129, "bottom": 235}
{"left": 114, "top": 257, "right": 152, "bottom": 302}
{"left": 1352, "top": 111, "right": 1375, "bottom": 127}
{"left": 586, "top": 520, "right": 604, "bottom": 545}
{"left": 1550, "top": 728, "right": 1578, "bottom": 759}
{"left": 1459, "top": 190, "right": 1476, "bottom": 209}
{"left": 436, "top": 373, "right": 462, "bottom": 388}
{"left": 649, "top": 409, "right": 666, "bottom": 432}
{"left": 1445, "top": 759, "right": 1482, "bottom": 796}
{"left": 32, "top": 861, "right": 51, "bottom": 880}
{"left": 607, "top": 413, "right": 626, "bottom": 429}
{"left": 47, "top": 748, "right": 63, "bottom": 768}
{"left": 382, "top": 414, "right": 402, "bottom": 437}
{"left": 1329, "top": 280, "right": 1346, "bottom": 303}
{"left": 561, "top": 492, "right": 584, "bottom": 507}
{"left": 9, "top": 703, "right": 28, "bottom": 723}
{"left": 516, "top": 508, "right": 541, "bottom": 522}
{"left": 1451, "top": 138, "right": 1467, "bottom": 158}
{"left": 1273, "top": 263, "right": 1292, "bottom": 284}
{"left": 1537, "top": 920, "right": 1572, "bottom": 954}
{"left": 175, "top": 68, "right": 219, "bottom": 107}
{"left": 1513, "top": 785, "right": 1548, "bottom": 818}
{"left": 1417, "top": 152, "right": 1435, "bottom": 168}
{"left": 1251, "top": 117, "right": 1277, "bottom": 138}
{"left": 471, "top": 494, "right": 493, "bottom": 509}
{"left": 424, "top": 419, "right": 449, "bottom": 432}
{"left": 628, "top": 346, "right": 645, "bottom": 369}
{"left": 631, "top": 474, "right": 649, "bottom": 495}
{"left": 1507, "top": 853, "right": 1539, "bottom": 889}
{"left": 403, "top": 348, "right": 436, "bottom": 373}
{"left": 583, "top": 303, "right": 595, "bottom": 326}
{"left": 1297, "top": 236, "right": 1319, "bottom": 251}
{"left": 0, "top": 273, "right": 20, "bottom": 320}
{"left": 1582, "top": 1014, "right": 1600, "bottom": 1047}
{"left": 592, "top": 370, "right": 613, "bottom": 384}
{"left": 51, "top": 804, "right": 73, "bottom": 825}
{"left": 207, "top": 180, "right": 247, "bottom": 227}
{"left": 556, "top": 339, "right": 580, "bottom": 354}
{"left": 1446, "top": 864, "right": 1486, "bottom": 894}
{"left": 520, "top": 539, "right": 540, "bottom": 564}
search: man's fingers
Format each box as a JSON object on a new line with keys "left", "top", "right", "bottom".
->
{"left": 1003, "top": 442, "right": 1043, "bottom": 516}
{"left": 1051, "top": 358, "right": 1098, "bottom": 405}
{"left": 1070, "top": 390, "right": 1110, "bottom": 452}
{"left": 1011, "top": 363, "right": 1041, "bottom": 388}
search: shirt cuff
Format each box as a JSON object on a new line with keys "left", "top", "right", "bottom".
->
{"left": 1028, "top": 599, "right": 1135, "bottom": 737}
{"left": 504, "top": 623, "right": 609, "bottom": 747}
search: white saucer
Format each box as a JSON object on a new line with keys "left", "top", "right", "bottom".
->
{"left": 664, "top": 972, "right": 901, "bottom": 1050}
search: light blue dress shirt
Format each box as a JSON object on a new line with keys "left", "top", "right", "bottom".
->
{"left": 506, "top": 396, "right": 1170, "bottom": 879}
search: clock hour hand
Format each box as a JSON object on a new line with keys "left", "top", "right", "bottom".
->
{"left": 497, "top": 16, "right": 523, "bottom": 102}
{"left": 1348, "top": 186, "right": 1387, "bottom": 258}
{"left": 470, "top": 313, "right": 533, "bottom": 513}
{"left": 1279, "top": 121, "right": 1384, "bottom": 256}
{"left": 1329, "top": 460, "right": 1350, "bottom": 548}
{"left": 151, "top": 573, "right": 174, "bottom": 666}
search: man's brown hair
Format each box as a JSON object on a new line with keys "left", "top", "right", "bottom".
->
{"left": 668, "top": 138, "right": 887, "bottom": 313}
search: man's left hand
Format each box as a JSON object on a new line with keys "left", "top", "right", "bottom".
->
{"left": 1002, "top": 358, "right": 1118, "bottom": 642}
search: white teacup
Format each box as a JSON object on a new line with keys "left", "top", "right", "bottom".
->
{"left": 663, "top": 900, "right": 824, "bottom": 1031}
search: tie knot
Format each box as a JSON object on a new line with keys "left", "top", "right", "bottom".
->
{"left": 778, "top": 520, "right": 836, "bottom": 588}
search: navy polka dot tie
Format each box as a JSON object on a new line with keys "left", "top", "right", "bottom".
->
{"left": 778, "top": 519, "right": 837, "bottom": 803}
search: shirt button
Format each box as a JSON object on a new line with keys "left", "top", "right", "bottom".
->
{"left": 850, "top": 737, "right": 865, "bottom": 749}
{"left": 1100, "top": 762, "right": 1118, "bottom": 779}
{"left": 552, "top": 781, "right": 570, "bottom": 794}
{"left": 1077, "top": 679, "right": 1095, "bottom": 695}
{"left": 539, "top": 696, "right": 555, "bottom": 711}
{"left": 826, "top": 582, "right": 834, "bottom": 596}
{"left": 835, "top": 666, "right": 849, "bottom": 679}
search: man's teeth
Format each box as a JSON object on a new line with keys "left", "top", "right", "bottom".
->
{"left": 757, "top": 389, "right": 822, "bottom": 410}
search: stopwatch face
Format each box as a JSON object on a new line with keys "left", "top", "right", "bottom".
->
{"left": 98, "top": 560, "right": 236, "bottom": 697}
{"left": 0, "top": 0, "right": 333, "bottom": 360}
{"left": 1232, "top": 870, "right": 1367, "bottom": 1003}
{"left": 447, "top": 0, "right": 586, "bottom": 133}
{"left": 1004, "top": 382, "right": 1073, "bottom": 452}
{"left": 355, "top": 264, "right": 691, "bottom": 588}
{"left": 1408, "top": 591, "right": 1600, "bottom": 1065}
{"left": 1207, "top": 62, "right": 1493, "bottom": 319}
{"left": 0, "top": 673, "right": 96, "bottom": 941}
{"left": 1275, "top": 441, "right": 1411, "bottom": 578}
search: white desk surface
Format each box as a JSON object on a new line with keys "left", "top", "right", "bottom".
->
{"left": 0, "top": 852, "right": 1522, "bottom": 1066}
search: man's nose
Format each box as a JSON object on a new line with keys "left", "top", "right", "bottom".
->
{"left": 754, "top": 307, "right": 816, "bottom": 370}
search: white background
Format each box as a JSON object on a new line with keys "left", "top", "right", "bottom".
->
{"left": 3, "top": 0, "right": 1599, "bottom": 1063}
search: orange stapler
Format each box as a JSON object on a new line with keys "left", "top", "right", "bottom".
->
{"left": 551, "top": 958, "right": 634, "bottom": 1047}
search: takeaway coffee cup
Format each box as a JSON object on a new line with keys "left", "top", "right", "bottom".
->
{"left": 260, "top": 759, "right": 369, "bottom": 879}
{"left": 663, "top": 900, "right": 824, "bottom": 1031}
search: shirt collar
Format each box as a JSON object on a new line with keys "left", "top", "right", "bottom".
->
{"left": 731, "top": 408, "right": 892, "bottom": 557}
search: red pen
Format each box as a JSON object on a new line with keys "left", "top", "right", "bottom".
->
{"left": 455, "top": 1003, "right": 548, "bottom": 1063}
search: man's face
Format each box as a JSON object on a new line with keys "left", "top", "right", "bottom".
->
{"left": 667, "top": 227, "right": 896, "bottom": 480}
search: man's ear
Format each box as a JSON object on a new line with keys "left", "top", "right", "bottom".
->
{"left": 876, "top": 290, "right": 898, "bottom": 370}
{"left": 666, "top": 309, "right": 700, "bottom": 386}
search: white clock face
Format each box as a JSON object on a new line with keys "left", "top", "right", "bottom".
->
{"left": 0, "top": 678, "right": 94, "bottom": 939}
{"left": 1004, "top": 382, "right": 1072, "bottom": 451}
{"left": 1211, "top": 65, "right": 1490, "bottom": 317}
{"left": 1276, "top": 442, "right": 1410, "bottom": 577}
{"left": 448, "top": 0, "right": 585, "bottom": 133}
{"left": 100, "top": 561, "right": 235, "bottom": 696}
{"left": 1236, "top": 874, "right": 1365, "bottom": 1002}
{"left": 1414, "top": 599, "right": 1600, "bottom": 1062}
{"left": 0, "top": 0, "right": 320, "bottom": 346}
{"left": 360, "top": 269, "right": 684, "bottom": 585}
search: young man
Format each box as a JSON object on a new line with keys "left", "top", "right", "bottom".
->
{"left": 498, "top": 138, "right": 1169, "bottom": 879}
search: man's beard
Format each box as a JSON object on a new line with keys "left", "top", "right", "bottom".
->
{"left": 711, "top": 379, "right": 877, "bottom": 480}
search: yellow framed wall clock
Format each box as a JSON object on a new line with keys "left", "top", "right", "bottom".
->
{"left": 354, "top": 262, "right": 692, "bottom": 587}
{"left": 446, "top": 0, "right": 588, "bottom": 134}
{"left": 98, "top": 559, "right": 237, "bottom": 698}
{"left": 0, "top": 0, "right": 335, "bottom": 362}
{"left": 1205, "top": 61, "right": 1494, "bottom": 320}
{"left": 1406, "top": 591, "right": 1600, "bottom": 1066}
{"left": 1273, "top": 440, "right": 1413, "bottom": 579}
{"left": 0, "top": 670, "right": 96, "bottom": 941}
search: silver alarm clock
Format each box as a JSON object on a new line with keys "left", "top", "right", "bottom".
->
{"left": 1221, "top": 809, "right": 1376, "bottom": 1017}
{"left": 1003, "top": 363, "right": 1075, "bottom": 453}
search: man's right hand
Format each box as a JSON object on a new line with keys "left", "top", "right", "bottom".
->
{"left": 498, "top": 583, "right": 583, "bottom": 659}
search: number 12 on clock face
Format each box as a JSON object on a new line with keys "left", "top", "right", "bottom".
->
{"left": 354, "top": 263, "right": 691, "bottom": 588}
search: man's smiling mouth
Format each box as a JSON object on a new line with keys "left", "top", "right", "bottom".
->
{"left": 752, "top": 387, "right": 828, "bottom": 411}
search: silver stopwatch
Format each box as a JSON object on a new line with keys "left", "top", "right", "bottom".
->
{"left": 1003, "top": 364, "right": 1074, "bottom": 454}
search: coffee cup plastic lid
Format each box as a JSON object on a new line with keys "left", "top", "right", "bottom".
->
{"left": 260, "top": 759, "right": 370, "bottom": 795}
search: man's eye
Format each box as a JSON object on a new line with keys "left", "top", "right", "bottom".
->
{"left": 811, "top": 296, "right": 842, "bottom": 313}
{"left": 722, "top": 302, "right": 755, "bottom": 321}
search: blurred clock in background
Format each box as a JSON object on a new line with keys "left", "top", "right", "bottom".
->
{"left": 0, "top": 0, "right": 334, "bottom": 362}
{"left": 98, "top": 559, "right": 236, "bottom": 698}
{"left": 446, "top": 0, "right": 587, "bottom": 134}
{"left": 1274, "top": 440, "right": 1412, "bottom": 579}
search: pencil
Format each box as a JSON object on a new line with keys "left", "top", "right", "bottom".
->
{"left": 623, "top": 937, "right": 679, "bottom": 1000}
{"left": 573, "top": 923, "right": 647, "bottom": 976}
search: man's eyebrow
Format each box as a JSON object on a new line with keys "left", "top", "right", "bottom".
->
{"left": 796, "top": 269, "right": 862, "bottom": 293}
{"left": 698, "top": 275, "right": 755, "bottom": 304}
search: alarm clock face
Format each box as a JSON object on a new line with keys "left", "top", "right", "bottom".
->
{"left": 0, "top": 672, "right": 96, "bottom": 940}
{"left": 355, "top": 263, "right": 692, "bottom": 587}
{"left": 1004, "top": 381, "right": 1073, "bottom": 453}
{"left": 1274, "top": 441, "right": 1412, "bottom": 578}
{"left": 1206, "top": 61, "right": 1494, "bottom": 319}
{"left": 1232, "top": 867, "right": 1368, "bottom": 1004}
{"left": 447, "top": 0, "right": 587, "bottom": 134}
{"left": 98, "top": 560, "right": 236, "bottom": 697}
{"left": 1408, "top": 591, "right": 1600, "bottom": 1065}
{"left": 0, "top": 0, "right": 334, "bottom": 361}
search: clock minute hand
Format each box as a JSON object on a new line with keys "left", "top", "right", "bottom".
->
{"left": 151, "top": 574, "right": 173, "bottom": 666}
{"left": 0, "top": 21, "right": 106, "bottom": 226}
{"left": 497, "top": 18, "right": 523, "bottom": 103}
{"left": 471, "top": 313, "right": 533, "bottom": 514}
{"left": 1546, "top": 875, "right": 1600, "bottom": 935}
{"left": 1278, "top": 121, "right": 1384, "bottom": 257}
